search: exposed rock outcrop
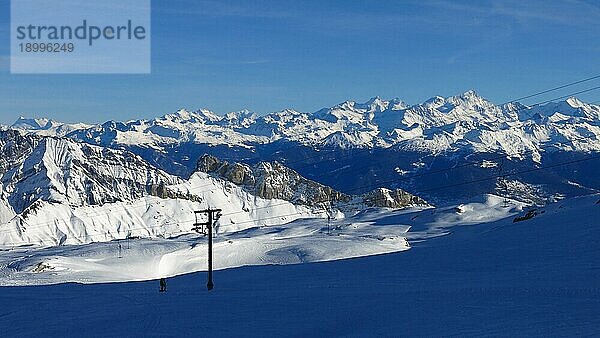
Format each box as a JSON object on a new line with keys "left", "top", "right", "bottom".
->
{"left": 197, "top": 154, "right": 428, "bottom": 209}
{"left": 362, "top": 188, "right": 427, "bottom": 208}
{"left": 198, "top": 154, "right": 349, "bottom": 206}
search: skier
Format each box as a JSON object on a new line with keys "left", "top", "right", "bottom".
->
{"left": 159, "top": 278, "right": 167, "bottom": 292}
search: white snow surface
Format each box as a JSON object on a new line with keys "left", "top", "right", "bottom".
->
{"left": 0, "top": 194, "right": 598, "bottom": 336}
{"left": 0, "top": 193, "right": 525, "bottom": 286}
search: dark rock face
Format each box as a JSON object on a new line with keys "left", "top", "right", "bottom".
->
{"left": 361, "top": 188, "right": 428, "bottom": 208}
{"left": 198, "top": 155, "right": 255, "bottom": 186}
{"left": 0, "top": 130, "right": 40, "bottom": 175}
{"left": 198, "top": 154, "right": 349, "bottom": 206}
{"left": 197, "top": 154, "right": 428, "bottom": 209}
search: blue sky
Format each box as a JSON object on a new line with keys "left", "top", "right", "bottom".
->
{"left": 1, "top": 0, "right": 600, "bottom": 124}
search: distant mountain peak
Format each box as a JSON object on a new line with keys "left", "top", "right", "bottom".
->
{"left": 11, "top": 117, "right": 92, "bottom": 137}
{"left": 461, "top": 89, "right": 480, "bottom": 98}
{"left": 225, "top": 109, "right": 255, "bottom": 119}
{"left": 161, "top": 108, "right": 222, "bottom": 123}
{"left": 565, "top": 96, "right": 585, "bottom": 108}
{"left": 424, "top": 96, "right": 446, "bottom": 108}
{"left": 356, "top": 96, "right": 389, "bottom": 112}
{"left": 337, "top": 100, "right": 358, "bottom": 110}
{"left": 12, "top": 117, "right": 53, "bottom": 130}
{"left": 389, "top": 98, "right": 408, "bottom": 110}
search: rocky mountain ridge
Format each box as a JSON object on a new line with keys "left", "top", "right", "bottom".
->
{"left": 197, "top": 154, "right": 427, "bottom": 209}
{"left": 0, "top": 130, "right": 213, "bottom": 223}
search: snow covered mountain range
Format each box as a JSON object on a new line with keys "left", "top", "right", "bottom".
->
{"left": 9, "top": 90, "right": 600, "bottom": 202}
{"left": 3, "top": 90, "right": 600, "bottom": 246}
{"left": 11, "top": 117, "right": 91, "bottom": 137}
{"left": 15, "top": 90, "right": 600, "bottom": 156}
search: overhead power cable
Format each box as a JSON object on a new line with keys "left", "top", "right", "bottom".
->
{"left": 507, "top": 74, "right": 600, "bottom": 103}
{"left": 532, "top": 85, "right": 600, "bottom": 106}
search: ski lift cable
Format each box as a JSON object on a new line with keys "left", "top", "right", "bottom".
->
{"left": 505, "top": 74, "right": 600, "bottom": 104}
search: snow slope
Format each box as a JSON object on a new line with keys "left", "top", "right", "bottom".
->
{"left": 0, "top": 171, "right": 325, "bottom": 247}
{"left": 0, "top": 209, "right": 415, "bottom": 285}
{"left": 0, "top": 193, "right": 598, "bottom": 336}
{"left": 0, "top": 193, "right": 522, "bottom": 285}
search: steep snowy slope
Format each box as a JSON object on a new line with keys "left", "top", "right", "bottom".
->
{"left": 0, "top": 130, "right": 193, "bottom": 245}
{"left": 0, "top": 133, "right": 335, "bottom": 246}
{"left": 0, "top": 130, "right": 181, "bottom": 215}
{"left": 0, "top": 175, "right": 323, "bottom": 247}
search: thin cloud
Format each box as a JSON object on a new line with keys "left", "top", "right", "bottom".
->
{"left": 285, "top": 2, "right": 503, "bottom": 36}
{"left": 156, "top": 0, "right": 293, "bottom": 19}
{"left": 427, "top": 0, "right": 600, "bottom": 26}
{"left": 183, "top": 57, "right": 271, "bottom": 66}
